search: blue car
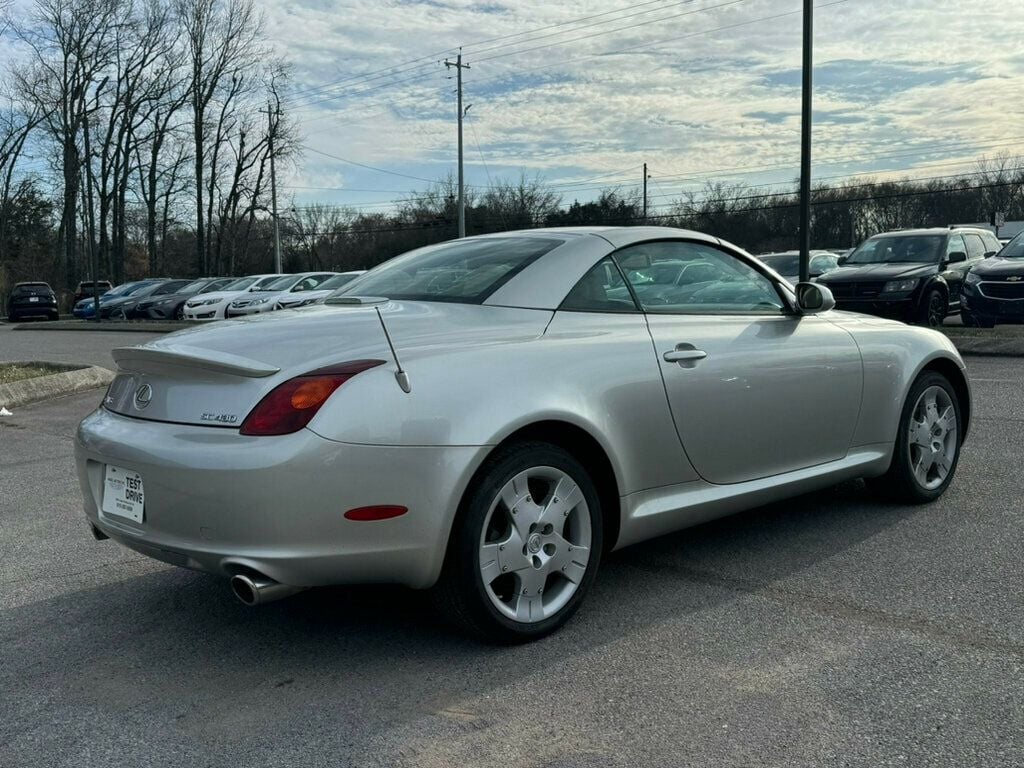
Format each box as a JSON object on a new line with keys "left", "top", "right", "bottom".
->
{"left": 73, "top": 280, "right": 165, "bottom": 319}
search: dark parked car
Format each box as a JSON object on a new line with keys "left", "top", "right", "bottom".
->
{"left": 815, "top": 227, "right": 1001, "bottom": 326}
{"left": 6, "top": 282, "right": 59, "bottom": 321}
{"left": 72, "top": 280, "right": 114, "bottom": 306}
{"left": 132, "top": 277, "right": 233, "bottom": 320}
{"left": 962, "top": 230, "right": 1024, "bottom": 327}
{"left": 114, "top": 279, "right": 192, "bottom": 319}
{"left": 756, "top": 250, "right": 840, "bottom": 283}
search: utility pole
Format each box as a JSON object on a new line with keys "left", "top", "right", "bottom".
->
{"left": 798, "top": 0, "right": 813, "bottom": 284}
{"left": 267, "top": 100, "right": 282, "bottom": 273}
{"left": 642, "top": 162, "right": 649, "bottom": 222}
{"left": 444, "top": 51, "right": 470, "bottom": 238}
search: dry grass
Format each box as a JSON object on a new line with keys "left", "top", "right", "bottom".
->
{"left": 0, "top": 363, "right": 61, "bottom": 385}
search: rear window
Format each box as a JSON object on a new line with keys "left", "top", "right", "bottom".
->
{"left": 12, "top": 283, "right": 52, "bottom": 296}
{"left": 340, "top": 237, "right": 563, "bottom": 304}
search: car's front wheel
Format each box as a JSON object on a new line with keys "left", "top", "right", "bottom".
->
{"left": 916, "top": 288, "right": 947, "bottom": 327}
{"left": 434, "top": 441, "right": 603, "bottom": 643}
{"left": 867, "top": 371, "right": 962, "bottom": 503}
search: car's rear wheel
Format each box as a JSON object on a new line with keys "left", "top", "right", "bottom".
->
{"left": 867, "top": 371, "right": 962, "bottom": 504}
{"left": 962, "top": 311, "right": 995, "bottom": 328}
{"left": 174, "top": 305, "right": 185, "bottom": 321}
{"left": 434, "top": 441, "right": 603, "bottom": 643}
{"left": 917, "top": 288, "right": 947, "bottom": 327}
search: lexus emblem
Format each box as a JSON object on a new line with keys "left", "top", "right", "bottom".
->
{"left": 133, "top": 383, "right": 153, "bottom": 409}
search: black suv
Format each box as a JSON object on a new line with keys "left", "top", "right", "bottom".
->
{"left": 815, "top": 227, "right": 1001, "bottom": 326}
{"left": 6, "top": 282, "right": 59, "bottom": 321}
{"left": 961, "top": 230, "right": 1024, "bottom": 327}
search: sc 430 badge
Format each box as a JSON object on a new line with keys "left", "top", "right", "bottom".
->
{"left": 201, "top": 412, "right": 238, "bottom": 424}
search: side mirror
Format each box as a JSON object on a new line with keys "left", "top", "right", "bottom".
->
{"left": 947, "top": 251, "right": 967, "bottom": 264}
{"left": 983, "top": 251, "right": 997, "bottom": 258}
{"left": 836, "top": 255, "right": 849, "bottom": 266}
{"left": 795, "top": 282, "right": 836, "bottom": 314}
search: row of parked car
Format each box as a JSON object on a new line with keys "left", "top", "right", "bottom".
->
{"left": 8, "top": 226, "right": 1024, "bottom": 327}
{"left": 60, "top": 271, "right": 364, "bottom": 321}
{"left": 755, "top": 226, "right": 1024, "bottom": 327}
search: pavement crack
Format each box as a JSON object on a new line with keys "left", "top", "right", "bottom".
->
{"left": 629, "top": 560, "right": 1024, "bottom": 659}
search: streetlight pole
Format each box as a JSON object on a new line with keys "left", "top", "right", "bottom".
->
{"left": 798, "top": 0, "right": 813, "bottom": 284}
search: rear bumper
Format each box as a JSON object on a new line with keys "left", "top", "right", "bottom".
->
{"left": 75, "top": 407, "right": 483, "bottom": 589}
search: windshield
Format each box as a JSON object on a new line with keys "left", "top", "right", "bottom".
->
{"left": 340, "top": 237, "right": 563, "bottom": 304}
{"left": 317, "top": 273, "right": 361, "bottom": 290}
{"left": 177, "top": 279, "right": 209, "bottom": 294}
{"left": 998, "top": 232, "right": 1024, "bottom": 259}
{"left": 262, "top": 275, "right": 300, "bottom": 291}
{"left": 847, "top": 235, "right": 944, "bottom": 264}
{"left": 252, "top": 275, "right": 285, "bottom": 290}
{"left": 219, "top": 277, "right": 258, "bottom": 292}
{"left": 760, "top": 254, "right": 800, "bottom": 274}
{"left": 201, "top": 278, "right": 233, "bottom": 292}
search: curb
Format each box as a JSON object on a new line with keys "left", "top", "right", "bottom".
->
{"left": 0, "top": 364, "right": 115, "bottom": 409}
{"left": 12, "top": 320, "right": 188, "bottom": 333}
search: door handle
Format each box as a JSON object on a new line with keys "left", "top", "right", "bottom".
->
{"left": 663, "top": 347, "right": 707, "bottom": 363}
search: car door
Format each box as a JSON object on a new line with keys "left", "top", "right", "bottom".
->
{"left": 614, "top": 240, "right": 863, "bottom": 485}
{"left": 942, "top": 234, "right": 971, "bottom": 305}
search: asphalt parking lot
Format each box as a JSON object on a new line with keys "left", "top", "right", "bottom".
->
{"left": 1, "top": 344, "right": 1022, "bottom": 767}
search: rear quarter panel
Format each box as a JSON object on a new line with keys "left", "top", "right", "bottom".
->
{"left": 308, "top": 309, "right": 696, "bottom": 497}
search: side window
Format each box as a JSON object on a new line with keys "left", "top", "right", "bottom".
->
{"left": 982, "top": 233, "right": 1001, "bottom": 255}
{"left": 613, "top": 241, "right": 786, "bottom": 315}
{"left": 946, "top": 234, "right": 966, "bottom": 258}
{"left": 560, "top": 258, "right": 639, "bottom": 313}
{"left": 963, "top": 234, "right": 985, "bottom": 260}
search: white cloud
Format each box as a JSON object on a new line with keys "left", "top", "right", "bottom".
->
{"left": 255, "top": 0, "right": 1024, "bottom": 210}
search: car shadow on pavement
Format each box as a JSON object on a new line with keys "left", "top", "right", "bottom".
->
{"left": 1, "top": 475, "right": 924, "bottom": 762}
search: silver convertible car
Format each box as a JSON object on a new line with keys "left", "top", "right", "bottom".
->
{"left": 76, "top": 227, "right": 969, "bottom": 642}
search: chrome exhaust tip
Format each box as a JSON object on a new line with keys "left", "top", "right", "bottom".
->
{"left": 230, "top": 573, "right": 305, "bottom": 606}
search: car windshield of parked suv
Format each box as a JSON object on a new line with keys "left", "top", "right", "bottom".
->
{"left": 200, "top": 278, "right": 233, "bottom": 292}
{"left": 847, "top": 235, "right": 944, "bottom": 264}
{"left": 340, "top": 237, "right": 563, "bottom": 304}
{"left": 998, "top": 233, "right": 1024, "bottom": 258}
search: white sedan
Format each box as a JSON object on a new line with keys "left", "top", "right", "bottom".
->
{"left": 182, "top": 274, "right": 286, "bottom": 321}
{"left": 225, "top": 272, "right": 336, "bottom": 318}
{"left": 274, "top": 271, "right": 366, "bottom": 310}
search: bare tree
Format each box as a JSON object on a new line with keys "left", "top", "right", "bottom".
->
{"left": 0, "top": 98, "right": 45, "bottom": 263}
{"left": 175, "top": 0, "right": 264, "bottom": 275}
{"left": 11, "top": 0, "right": 125, "bottom": 286}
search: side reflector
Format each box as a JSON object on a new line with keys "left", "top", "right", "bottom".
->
{"left": 344, "top": 505, "right": 408, "bottom": 521}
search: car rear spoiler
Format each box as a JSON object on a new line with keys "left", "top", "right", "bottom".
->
{"left": 112, "top": 345, "right": 281, "bottom": 378}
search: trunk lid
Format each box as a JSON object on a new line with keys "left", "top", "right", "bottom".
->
{"left": 104, "top": 300, "right": 550, "bottom": 427}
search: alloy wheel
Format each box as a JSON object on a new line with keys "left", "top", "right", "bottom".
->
{"left": 478, "top": 465, "right": 592, "bottom": 623}
{"left": 927, "top": 293, "right": 945, "bottom": 327}
{"left": 907, "top": 385, "right": 957, "bottom": 490}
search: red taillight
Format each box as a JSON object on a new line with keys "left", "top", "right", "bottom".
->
{"left": 239, "top": 359, "right": 384, "bottom": 436}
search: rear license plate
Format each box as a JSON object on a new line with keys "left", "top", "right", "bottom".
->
{"left": 29, "top": 296, "right": 39, "bottom": 302}
{"left": 101, "top": 465, "right": 145, "bottom": 522}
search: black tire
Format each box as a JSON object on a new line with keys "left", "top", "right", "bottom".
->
{"left": 866, "top": 371, "right": 962, "bottom": 504}
{"left": 174, "top": 305, "right": 185, "bottom": 321}
{"left": 433, "top": 441, "right": 603, "bottom": 643}
{"left": 916, "top": 288, "right": 947, "bottom": 327}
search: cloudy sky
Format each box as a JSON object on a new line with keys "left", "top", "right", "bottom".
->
{"left": 262, "top": 0, "right": 1024, "bottom": 215}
